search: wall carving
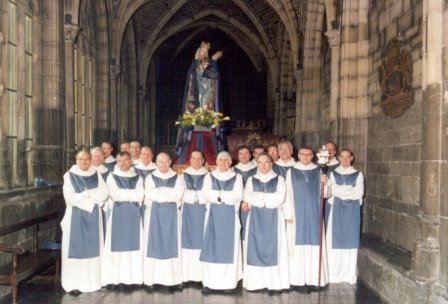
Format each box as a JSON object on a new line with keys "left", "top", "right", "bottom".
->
{"left": 379, "top": 39, "right": 413, "bottom": 118}
{"left": 27, "top": 0, "right": 39, "bottom": 15}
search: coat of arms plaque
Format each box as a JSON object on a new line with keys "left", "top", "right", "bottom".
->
{"left": 378, "top": 39, "right": 413, "bottom": 118}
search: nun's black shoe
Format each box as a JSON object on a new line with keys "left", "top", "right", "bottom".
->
{"left": 292, "top": 285, "right": 310, "bottom": 294}
{"left": 307, "top": 285, "right": 328, "bottom": 292}
{"left": 68, "top": 290, "right": 81, "bottom": 296}
{"left": 168, "top": 284, "right": 183, "bottom": 293}
{"left": 268, "top": 290, "right": 282, "bottom": 296}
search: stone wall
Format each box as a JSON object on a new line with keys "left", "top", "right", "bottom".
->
{"left": 365, "top": 0, "right": 423, "bottom": 253}
{"left": 0, "top": 185, "right": 63, "bottom": 298}
{"left": 438, "top": 1, "right": 448, "bottom": 295}
{"left": 360, "top": 0, "right": 448, "bottom": 302}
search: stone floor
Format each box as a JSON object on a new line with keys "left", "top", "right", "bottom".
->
{"left": 0, "top": 281, "right": 386, "bottom": 304}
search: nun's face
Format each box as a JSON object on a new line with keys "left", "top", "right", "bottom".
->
{"left": 76, "top": 152, "right": 91, "bottom": 171}
{"left": 190, "top": 151, "right": 204, "bottom": 170}
{"left": 257, "top": 155, "right": 272, "bottom": 174}
{"left": 325, "top": 143, "right": 337, "bottom": 161}
{"left": 156, "top": 153, "right": 171, "bottom": 173}
{"left": 278, "top": 143, "right": 292, "bottom": 161}
{"left": 117, "top": 154, "right": 131, "bottom": 171}
{"left": 298, "top": 149, "right": 314, "bottom": 166}
{"left": 238, "top": 148, "right": 251, "bottom": 165}
{"left": 339, "top": 151, "right": 353, "bottom": 168}
{"left": 216, "top": 156, "right": 231, "bottom": 172}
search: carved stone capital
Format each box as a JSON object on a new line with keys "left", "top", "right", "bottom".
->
{"left": 139, "top": 89, "right": 148, "bottom": 99}
{"left": 325, "top": 29, "right": 341, "bottom": 48}
{"left": 293, "top": 69, "right": 303, "bottom": 81}
{"left": 64, "top": 24, "right": 80, "bottom": 43}
{"left": 110, "top": 65, "right": 121, "bottom": 78}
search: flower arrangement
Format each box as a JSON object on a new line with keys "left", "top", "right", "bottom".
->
{"left": 176, "top": 106, "right": 230, "bottom": 129}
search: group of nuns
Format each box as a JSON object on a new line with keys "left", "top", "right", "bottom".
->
{"left": 61, "top": 140, "right": 364, "bottom": 295}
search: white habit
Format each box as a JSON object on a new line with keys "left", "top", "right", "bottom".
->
{"left": 61, "top": 165, "right": 108, "bottom": 292}
{"left": 242, "top": 171, "right": 289, "bottom": 291}
{"left": 326, "top": 165, "right": 364, "bottom": 284}
{"left": 143, "top": 168, "right": 185, "bottom": 286}
{"left": 201, "top": 170, "right": 243, "bottom": 290}
{"left": 102, "top": 167, "right": 144, "bottom": 285}
{"left": 284, "top": 162, "right": 329, "bottom": 287}
{"left": 180, "top": 166, "right": 209, "bottom": 283}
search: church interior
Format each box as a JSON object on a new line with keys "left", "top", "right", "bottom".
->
{"left": 0, "top": 0, "right": 447, "bottom": 303}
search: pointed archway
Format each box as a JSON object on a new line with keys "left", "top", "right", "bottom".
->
{"left": 150, "top": 28, "right": 268, "bottom": 153}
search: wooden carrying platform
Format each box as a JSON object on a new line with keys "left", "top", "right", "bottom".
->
{"left": 0, "top": 211, "right": 60, "bottom": 304}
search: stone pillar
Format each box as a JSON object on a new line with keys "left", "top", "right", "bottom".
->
{"left": 265, "top": 69, "right": 275, "bottom": 132}
{"left": 413, "top": 0, "right": 443, "bottom": 283}
{"left": 0, "top": 31, "right": 3, "bottom": 94}
{"left": 138, "top": 88, "right": 147, "bottom": 142}
{"left": 273, "top": 88, "right": 281, "bottom": 134}
{"left": 324, "top": 0, "right": 336, "bottom": 25}
{"left": 279, "top": 94, "right": 287, "bottom": 136}
{"left": 109, "top": 64, "right": 120, "bottom": 144}
{"left": 0, "top": 30, "right": 7, "bottom": 188}
{"left": 148, "top": 60, "right": 156, "bottom": 146}
{"left": 299, "top": 64, "right": 321, "bottom": 148}
{"left": 298, "top": 1, "right": 326, "bottom": 148}
{"left": 294, "top": 69, "right": 303, "bottom": 146}
{"left": 34, "top": 1, "right": 65, "bottom": 183}
{"left": 336, "top": 0, "right": 369, "bottom": 172}
{"left": 324, "top": 29, "right": 341, "bottom": 141}
{"left": 63, "top": 24, "right": 80, "bottom": 170}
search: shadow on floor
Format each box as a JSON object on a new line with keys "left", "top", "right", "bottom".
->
{"left": 0, "top": 280, "right": 386, "bottom": 304}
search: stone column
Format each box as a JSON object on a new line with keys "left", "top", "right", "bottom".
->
{"left": 63, "top": 24, "right": 80, "bottom": 170}
{"left": 35, "top": 1, "right": 65, "bottom": 183}
{"left": 148, "top": 60, "right": 156, "bottom": 146}
{"left": 294, "top": 69, "right": 303, "bottom": 146}
{"left": 0, "top": 31, "right": 4, "bottom": 94}
{"left": 138, "top": 88, "right": 147, "bottom": 142}
{"left": 298, "top": 1, "right": 325, "bottom": 148}
{"left": 413, "top": 0, "right": 443, "bottom": 283}
{"left": 0, "top": 30, "right": 8, "bottom": 188}
{"left": 324, "top": 29, "right": 341, "bottom": 141}
{"left": 273, "top": 88, "right": 281, "bottom": 134}
{"left": 109, "top": 64, "right": 120, "bottom": 144}
{"left": 337, "top": 0, "right": 369, "bottom": 172}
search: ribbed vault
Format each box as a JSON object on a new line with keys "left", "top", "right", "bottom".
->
{"left": 113, "top": 0, "right": 301, "bottom": 74}
{"left": 96, "top": 0, "right": 342, "bottom": 144}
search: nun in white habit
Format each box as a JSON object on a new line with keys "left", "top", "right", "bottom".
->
{"left": 61, "top": 150, "right": 108, "bottom": 293}
{"left": 242, "top": 153, "right": 289, "bottom": 292}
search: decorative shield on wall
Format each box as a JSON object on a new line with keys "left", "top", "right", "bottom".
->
{"left": 378, "top": 39, "right": 413, "bottom": 118}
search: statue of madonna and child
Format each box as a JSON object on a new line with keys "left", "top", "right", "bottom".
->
{"left": 174, "top": 41, "right": 229, "bottom": 166}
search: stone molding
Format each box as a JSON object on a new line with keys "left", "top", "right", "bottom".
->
{"left": 324, "top": 29, "right": 341, "bottom": 47}
{"left": 293, "top": 69, "right": 302, "bottom": 81}
{"left": 64, "top": 24, "right": 80, "bottom": 43}
{"left": 110, "top": 65, "right": 121, "bottom": 79}
{"left": 138, "top": 89, "right": 148, "bottom": 99}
